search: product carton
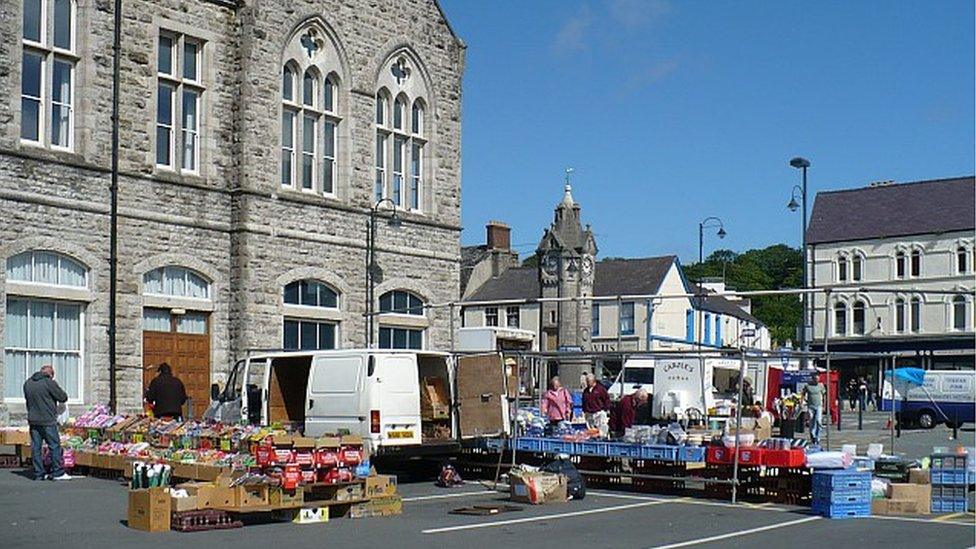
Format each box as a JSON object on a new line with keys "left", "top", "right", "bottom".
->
{"left": 368, "top": 495, "right": 403, "bottom": 516}
{"left": 887, "top": 483, "right": 931, "bottom": 514}
{"left": 291, "top": 437, "right": 316, "bottom": 449}
{"left": 170, "top": 462, "right": 198, "bottom": 480}
{"left": 269, "top": 486, "right": 305, "bottom": 508}
{"left": 366, "top": 475, "right": 398, "bottom": 498}
{"left": 335, "top": 483, "right": 365, "bottom": 502}
{"left": 872, "top": 498, "right": 920, "bottom": 516}
{"left": 195, "top": 464, "right": 225, "bottom": 482}
{"left": 315, "top": 437, "right": 341, "bottom": 449}
{"left": 420, "top": 377, "right": 450, "bottom": 420}
{"left": 73, "top": 450, "right": 93, "bottom": 467}
{"left": 203, "top": 486, "right": 237, "bottom": 509}
{"left": 170, "top": 494, "right": 200, "bottom": 513}
{"left": 726, "top": 416, "right": 773, "bottom": 441}
{"left": 510, "top": 471, "right": 568, "bottom": 505}
{"left": 4, "top": 429, "right": 30, "bottom": 446}
{"left": 236, "top": 484, "right": 270, "bottom": 509}
{"left": 908, "top": 469, "right": 930, "bottom": 485}
{"left": 128, "top": 487, "right": 171, "bottom": 532}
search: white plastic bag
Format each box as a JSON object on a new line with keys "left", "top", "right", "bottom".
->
{"left": 56, "top": 403, "right": 69, "bottom": 426}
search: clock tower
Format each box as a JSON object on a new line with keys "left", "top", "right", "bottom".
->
{"left": 537, "top": 184, "right": 598, "bottom": 352}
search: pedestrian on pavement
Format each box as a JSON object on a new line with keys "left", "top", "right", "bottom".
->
{"left": 847, "top": 379, "right": 859, "bottom": 411}
{"left": 23, "top": 364, "right": 72, "bottom": 481}
{"left": 541, "top": 376, "right": 573, "bottom": 433}
{"left": 802, "top": 373, "right": 826, "bottom": 445}
{"left": 144, "top": 363, "right": 187, "bottom": 420}
{"left": 582, "top": 373, "right": 611, "bottom": 438}
{"left": 858, "top": 377, "right": 869, "bottom": 412}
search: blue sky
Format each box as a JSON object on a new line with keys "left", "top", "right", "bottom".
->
{"left": 439, "top": 0, "right": 975, "bottom": 263}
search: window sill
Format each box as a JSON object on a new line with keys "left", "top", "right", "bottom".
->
{"left": 16, "top": 142, "right": 86, "bottom": 166}
{"left": 377, "top": 313, "right": 429, "bottom": 329}
{"left": 153, "top": 168, "right": 208, "bottom": 186}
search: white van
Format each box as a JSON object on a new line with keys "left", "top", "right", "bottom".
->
{"left": 206, "top": 350, "right": 510, "bottom": 454}
{"left": 607, "top": 358, "right": 655, "bottom": 400}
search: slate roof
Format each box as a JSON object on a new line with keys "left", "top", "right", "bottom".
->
{"left": 806, "top": 176, "right": 975, "bottom": 245}
{"left": 692, "top": 292, "right": 764, "bottom": 326}
{"left": 465, "top": 266, "right": 539, "bottom": 301}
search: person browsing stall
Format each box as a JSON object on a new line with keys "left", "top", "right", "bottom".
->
{"left": 802, "top": 373, "right": 826, "bottom": 445}
{"left": 145, "top": 363, "right": 188, "bottom": 420}
{"left": 582, "top": 374, "right": 611, "bottom": 438}
{"left": 541, "top": 376, "right": 573, "bottom": 431}
{"left": 23, "top": 364, "right": 72, "bottom": 481}
{"left": 618, "top": 388, "right": 649, "bottom": 432}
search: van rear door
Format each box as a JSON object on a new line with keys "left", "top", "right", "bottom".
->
{"left": 455, "top": 353, "right": 509, "bottom": 438}
{"left": 305, "top": 354, "right": 365, "bottom": 438}
{"left": 372, "top": 353, "right": 422, "bottom": 446}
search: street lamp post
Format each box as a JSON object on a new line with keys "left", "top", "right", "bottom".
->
{"left": 788, "top": 157, "right": 810, "bottom": 368}
{"left": 697, "top": 217, "right": 725, "bottom": 419}
{"left": 366, "top": 198, "right": 401, "bottom": 348}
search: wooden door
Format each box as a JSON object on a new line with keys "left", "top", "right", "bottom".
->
{"left": 143, "top": 325, "right": 211, "bottom": 419}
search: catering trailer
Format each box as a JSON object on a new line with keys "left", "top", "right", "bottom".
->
{"left": 652, "top": 357, "right": 784, "bottom": 419}
{"left": 205, "top": 350, "right": 510, "bottom": 454}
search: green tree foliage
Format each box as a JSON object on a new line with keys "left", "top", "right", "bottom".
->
{"left": 684, "top": 244, "right": 802, "bottom": 346}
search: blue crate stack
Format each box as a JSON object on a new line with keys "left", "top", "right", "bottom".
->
{"left": 811, "top": 469, "right": 872, "bottom": 519}
{"left": 930, "top": 453, "right": 970, "bottom": 513}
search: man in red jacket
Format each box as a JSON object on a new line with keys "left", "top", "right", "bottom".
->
{"left": 618, "top": 388, "right": 649, "bottom": 433}
{"left": 582, "top": 374, "right": 611, "bottom": 438}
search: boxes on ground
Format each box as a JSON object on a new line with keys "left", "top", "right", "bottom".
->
{"left": 908, "top": 468, "right": 929, "bottom": 485}
{"left": 349, "top": 495, "right": 403, "bottom": 518}
{"left": 366, "top": 474, "right": 398, "bottom": 498}
{"left": 128, "top": 487, "right": 171, "bottom": 532}
{"left": 509, "top": 470, "right": 568, "bottom": 505}
{"left": 872, "top": 498, "right": 920, "bottom": 516}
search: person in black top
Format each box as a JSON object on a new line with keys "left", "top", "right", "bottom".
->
{"left": 145, "top": 363, "right": 187, "bottom": 419}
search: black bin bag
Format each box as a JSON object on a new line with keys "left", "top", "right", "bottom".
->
{"left": 542, "top": 457, "right": 586, "bottom": 500}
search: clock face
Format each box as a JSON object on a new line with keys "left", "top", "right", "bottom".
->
{"left": 544, "top": 254, "right": 559, "bottom": 274}
{"left": 581, "top": 256, "right": 594, "bottom": 276}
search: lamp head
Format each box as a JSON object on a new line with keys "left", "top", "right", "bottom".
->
{"left": 388, "top": 210, "right": 402, "bottom": 228}
{"left": 789, "top": 157, "right": 811, "bottom": 169}
{"left": 787, "top": 196, "right": 800, "bottom": 212}
{"left": 717, "top": 227, "right": 727, "bottom": 239}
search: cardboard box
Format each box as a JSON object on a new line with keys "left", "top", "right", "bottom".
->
{"left": 908, "top": 469, "right": 930, "bottom": 485}
{"left": 195, "top": 464, "right": 225, "bottom": 482}
{"left": 4, "top": 429, "right": 30, "bottom": 446}
{"left": 887, "top": 483, "right": 931, "bottom": 514}
{"left": 727, "top": 417, "right": 773, "bottom": 441}
{"left": 510, "top": 472, "right": 568, "bottom": 505}
{"left": 335, "top": 483, "right": 364, "bottom": 502}
{"left": 269, "top": 487, "right": 305, "bottom": 508}
{"left": 73, "top": 450, "right": 93, "bottom": 467}
{"left": 366, "top": 475, "right": 398, "bottom": 498}
{"left": 315, "top": 437, "right": 341, "bottom": 449}
{"left": 128, "top": 488, "right": 171, "bottom": 532}
{"left": 236, "top": 484, "right": 270, "bottom": 509}
{"left": 872, "top": 498, "right": 920, "bottom": 516}
{"left": 420, "top": 377, "right": 450, "bottom": 420}
{"left": 170, "top": 462, "right": 198, "bottom": 480}
{"left": 203, "top": 486, "right": 237, "bottom": 509}
{"left": 170, "top": 494, "right": 200, "bottom": 513}
{"left": 368, "top": 495, "right": 403, "bottom": 516}
{"left": 291, "top": 437, "right": 316, "bottom": 449}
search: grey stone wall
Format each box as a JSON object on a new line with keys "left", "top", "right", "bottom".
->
{"left": 0, "top": 0, "right": 464, "bottom": 423}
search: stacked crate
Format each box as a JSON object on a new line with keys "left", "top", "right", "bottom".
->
{"left": 811, "top": 469, "right": 872, "bottom": 518}
{"left": 930, "top": 453, "right": 970, "bottom": 513}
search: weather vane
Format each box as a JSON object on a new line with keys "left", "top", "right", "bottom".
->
{"left": 565, "top": 167, "right": 575, "bottom": 186}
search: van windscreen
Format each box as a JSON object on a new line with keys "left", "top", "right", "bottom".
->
{"left": 624, "top": 368, "right": 654, "bottom": 384}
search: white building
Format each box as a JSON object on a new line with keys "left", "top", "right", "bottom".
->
{"left": 806, "top": 176, "right": 975, "bottom": 382}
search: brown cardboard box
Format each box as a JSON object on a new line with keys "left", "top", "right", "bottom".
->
{"left": 269, "top": 487, "right": 305, "bottom": 508}
{"left": 170, "top": 462, "right": 198, "bottom": 480}
{"left": 335, "top": 483, "right": 364, "bottom": 502}
{"left": 368, "top": 495, "right": 403, "bottom": 516}
{"left": 366, "top": 475, "right": 398, "bottom": 498}
{"left": 873, "top": 498, "right": 920, "bottom": 516}
{"left": 128, "top": 488, "right": 171, "bottom": 532}
{"left": 236, "top": 484, "right": 270, "bottom": 509}
{"left": 315, "top": 437, "right": 341, "bottom": 449}
{"left": 420, "top": 377, "right": 450, "bottom": 420}
{"left": 170, "top": 494, "right": 199, "bottom": 513}
{"left": 510, "top": 472, "right": 568, "bottom": 504}
{"left": 908, "top": 469, "right": 930, "bottom": 485}
{"left": 92, "top": 453, "right": 112, "bottom": 470}
{"left": 291, "top": 437, "right": 316, "bottom": 449}
{"left": 73, "top": 451, "right": 93, "bottom": 467}
{"left": 202, "top": 486, "right": 237, "bottom": 509}
{"left": 887, "top": 483, "right": 931, "bottom": 514}
{"left": 195, "top": 464, "right": 225, "bottom": 482}
{"left": 4, "top": 429, "right": 30, "bottom": 446}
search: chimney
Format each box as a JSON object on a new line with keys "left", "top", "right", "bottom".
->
{"left": 486, "top": 221, "right": 511, "bottom": 250}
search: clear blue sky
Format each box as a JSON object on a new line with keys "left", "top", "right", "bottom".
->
{"left": 440, "top": 0, "right": 975, "bottom": 263}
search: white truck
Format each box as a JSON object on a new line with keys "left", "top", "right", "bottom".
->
{"left": 206, "top": 350, "right": 510, "bottom": 455}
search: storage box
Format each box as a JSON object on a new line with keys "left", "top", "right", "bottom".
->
{"left": 887, "top": 483, "right": 930, "bottom": 514}
{"left": 908, "top": 469, "right": 930, "bottom": 485}
{"left": 335, "top": 483, "right": 364, "bottom": 502}
{"left": 195, "top": 464, "right": 225, "bottom": 482}
{"left": 366, "top": 474, "right": 398, "bottom": 498}
{"left": 170, "top": 494, "right": 200, "bottom": 513}
{"left": 872, "top": 498, "right": 919, "bottom": 516}
{"left": 368, "top": 495, "right": 403, "bottom": 516}
{"left": 236, "top": 484, "right": 270, "bottom": 509}
{"left": 73, "top": 450, "right": 93, "bottom": 467}
{"left": 170, "top": 462, "right": 198, "bottom": 480}
{"left": 269, "top": 487, "right": 305, "bottom": 508}
{"left": 509, "top": 471, "right": 567, "bottom": 504}
{"left": 200, "top": 486, "right": 237, "bottom": 509}
{"left": 3, "top": 429, "right": 30, "bottom": 446}
{"left": 128, "top": 488, "right": 171, "bottom": 532}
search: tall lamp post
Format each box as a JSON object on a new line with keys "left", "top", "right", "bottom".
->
{"left": 366, "top": 198, "right": 401, "bottom": 348}
{"left": 697, "top": 217, "right": 725, "bottom": 419}
{"left": 788, "top": 156, "right": 810, "bottom": 368}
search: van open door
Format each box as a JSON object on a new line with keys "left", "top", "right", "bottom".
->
{"left": 455, "top": 353, "right": 510, "bottom": 438}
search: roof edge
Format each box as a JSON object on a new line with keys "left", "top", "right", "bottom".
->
{"left": 814, "top": 175, "right": 975, "bottom": 197}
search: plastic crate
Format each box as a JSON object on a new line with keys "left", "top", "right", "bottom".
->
{"left": 679, "top": 446, "right": 706, "bottom": 463}
{"left": 514, "top": 437, "right": 544, "bottom": 452}
{"left": 484, "top": 438, "right": 505, "bottom": 452}
{"left": 813, "top": 469, "right": 872, "bottom": 493}
{"left": 575, "top": 441, "right": 608, "bottom": 456}
{"left": 813, "top": 490, "right": 871, "bottom": 505}
{"left": 931, "top": 498, "right": 969, "bottom": 513}
{"left": 640, "top": 445, "right": 678, "bottom": 461}
{"left": 737, "top": 447, "right": 765, "bottom": 466}
{"left": 606, "top": 443, "right": 641, "bottom": 458}
{"left": 931, "top": 454, "right": 968, "bottom": 470}
{"left": 542, "top": 439, "right": 575, "bottom": 454}
{"left": 764, "top": 449, "right": 806, "bottom": 468}
{"left": 851, "top": 457, "right": 875, "bottom": 471}
{"left": 811, "top": 499, "right": 871, "bottom": 519}
{"left": 706, "top": 446, "right": 733, "bottom": 465}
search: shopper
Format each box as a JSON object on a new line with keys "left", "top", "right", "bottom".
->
{"left": 582, "top": 374, "right": 611, "bottom": 438}
{"left": 618, "top": 388, "right": 649, "bottom": 432}
{"left": 23, "top": 364, "right": 72, "bottom": 481}
{"left": 802, "top": 373, "right": 826, "bottom": 445}
{"left": 741, "top": 378, "right": 755, "bottom": 406}
{"left": 541, "top": 376, "right": 573, "bottom": 432}
{"left": 145, "top": 363, "right": 188, "bottom": 420}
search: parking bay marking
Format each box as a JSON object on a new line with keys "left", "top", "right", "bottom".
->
{"left": 422, "top": 500, "right": 670, "bottom": 534}
{"left": 645, "top": 516, "right": 822, "bottom": 549}
{"left": 402, "top": 490, "right": 499, "bottom": 502}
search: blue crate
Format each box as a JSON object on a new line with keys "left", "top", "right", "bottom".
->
{"left": 575, "top": 440, "right": 608, "bottom": 456}
{"left": 514, "top": 437, "right": 544, "bottom": 452}
{"left": 542, "top": 439, "right": 575, "bottom": 454}
{"left": 679, "top": 446, "right": 706, "bottom": 463}
{"left": 813, "top": 469, "right": 872, "bottom": 493}
{"left": 932, "top": 470, "right": 968, "bottom": 485}
{"left": 813, "top": 490, "right": 871, "bottom": 505}
{"left": 932, "top": 498, "right": 969, "bottom": 513}
{"left": 606, "top": 442, "right": 642, "bottom": 458}
{"left": 931, "top": 454, "right": 968, "bottom": 470}
{"left": 811, "top": 500, "right": 871, "bottom": 519}
{"left": 640, "top": 445, "right": 679, "bottom": 461}
{"left": 484, "top": 438, "right": 505, "bottom": 452}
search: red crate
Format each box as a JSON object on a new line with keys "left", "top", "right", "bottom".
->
{"left": 764, "top": 449, "right": 806, "bottom": 468}
{"left": 737, "top": 447, "right": 765, "bottom": 466}
{"left": 706, "top": 446, "right": 734, "bottom": 465}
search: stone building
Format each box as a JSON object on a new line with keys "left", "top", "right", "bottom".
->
{"left": 0, "top": 0, "right": 465, "bottom": 420}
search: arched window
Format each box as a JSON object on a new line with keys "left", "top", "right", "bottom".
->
{"left": 957, "top": 246, "right": 969, "bottom": 274}
{"left": 910, "top": 296, "right": 921, "bottom": 333}
{"left": 375, "top": 53, "right": 428, "bottom": 212}
{"left": 143, "top": 266, "right": 210, "bottom": 299}
{"left": 282, "top": 280, "right": 339, "bottom": 351}
{"left": 281, "top": 25, "right": 343, "bottom": 197}
{"left": 895, "top": 251, "right": 906, "bottom": 279}
{"left": 833, "top": 302, "right": 847, "bottom": 336}
{"left": 378, "top": 290, "right": 424, "bottom": 350}
{"left": 5, "top": 250, "right": 87, "bottom": 400}
{"left": 6, "top": 250, "right": 87, "bottom": 288}
{"left": 379, "top": 290, "right": 424, "bottom": 315}
{"left": 910, "top": 249, "right": 921, "bottom": 277}
{"left": 894, "top": 298, "right": 906, "bottom": 333}
{"left": 852, "top": 301, "right": 866, "bottom": 335}
{"left": 851, "top": 254, "right": 862, "bottom": 282}
{"left": 953, "top": 296, "right": 967, "bottom": 331}
{"left": 837, "top": 255, "right": 848, "bottom": 282}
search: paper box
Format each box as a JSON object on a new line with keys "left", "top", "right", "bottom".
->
{"left": 366, "top": 475, "right": 398, "bottom": 498}
{"left": 195, "top": 464, "right": 225, "bottom": 482}
{"left": 908, "top": 469, "right": 930, "bottom": 485}
{"left": 170, "top": 494, "right": 199, "bottom": 513}
{"left": 170, "top": 462, "right": 198, "bottom": 480}
{"left": 315, "top": 437, "right": 341, "bottom": 449}
{"left": 4, "top": 429, "right": 30, "bottom": 446}
{"left": 873, "top": 498, "right": 920, "bottom": 516}
{"left": 202, "top": 486, "right": 237, "bottom": 509}
{"left": 128, "top": 488, "right": 171, "bottom": 532}
{"left": 236, "top": 484, "right": 270, "bottom": 509}
{"left": 368, "top": 495, "right": 403, "bottom": 516}
{"left": 269, "top": 487, "right": 305, "bottom": 508}
{"left": 73, "top": 451, "right": 93, "bottom": 467}
{"left": 887, "top": 483, "right": 931, "bottom": 514}
{"left": 510, "top": 472, "right": 568, "bottom": 505}
{"left": 291, "top": 437, "right": 316, "bottom": 449}
{"left": 335, "top": 483, "right": 364, "bottom": 502}
{"left": 420, "top": 377, "right": 450, "bottom": 420}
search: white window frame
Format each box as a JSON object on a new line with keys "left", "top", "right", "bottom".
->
{"left": 21, "top": 0, "right": 77, "bottom": 151}
{"left": 4, "top": 297, "right": 85, "bottom": 403}
{"left": 484, "top": 307, "right": 498, "bottom": 327}
{"left": 909, "top": 296, "right": 921, "bottom": 333}
{"left": 894, "top": 297, "right": 906, "bottom": 334}
{"left": 156, "top": 31, "right": 204, "bottom": 174}
{"left": 833, "top": 302, "right": 847, "bottom": 336}
{"left": 506, "top": 306, "right": 520, "bottom": 328}
{"left": 281, "top": 62, "right": 341, "bottom": 197}
{"left": 837, "top": 254, "right": 848, "bottom": 282}
{"left": 951, "top": 296, "right": 968, "bottom": 332}
{"left": 375, "top": 91, "right": 425, "bottom": 212}
{"left": 283, "top": 317, "right": 338, "bottom": 351}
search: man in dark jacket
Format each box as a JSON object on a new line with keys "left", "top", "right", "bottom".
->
{"left": 145, "top": 363, "right": 187, "bottom": 419}
{"left": 23, "top": 364, "right": 71, "bottom": 480}
{"left": 582, "top": 374, "right": 611, "bottom": 438}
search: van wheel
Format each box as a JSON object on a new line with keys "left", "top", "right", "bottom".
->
{"left": 917, "top": 410, "right": 936, "bottom": 429}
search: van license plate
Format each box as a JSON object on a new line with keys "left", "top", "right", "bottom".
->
{"left": 387, "top": 430, "right": 414, "bottom": 439}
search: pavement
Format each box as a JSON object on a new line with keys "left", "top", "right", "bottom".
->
{"left": 0, "top": 415, "right": 972, "bottom": 548}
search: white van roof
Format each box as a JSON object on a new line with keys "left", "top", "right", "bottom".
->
{"left": 246, "top": 349, "right": 451, "bottom": 362}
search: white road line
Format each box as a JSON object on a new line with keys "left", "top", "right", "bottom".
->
{"left": 869, "top": 515, "right": 975, "bottom": 527}
{"left": 422, "top": 500, "right": 669, "bottom": 534}
{"left": 402, "top": 490, "right": 499, "bottom": 502}
{"left": 589, "top": 491, "right": 794, "bottom": 513}
{"left": 588, "top": 491, "right": 666, "bottom": 502}
{"left": 645, "top": 516, "right": 822, "bottom": 549}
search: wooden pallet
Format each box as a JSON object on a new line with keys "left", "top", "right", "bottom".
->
{"left": 171, "top": 510, "right": 243, "bottom": 532}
